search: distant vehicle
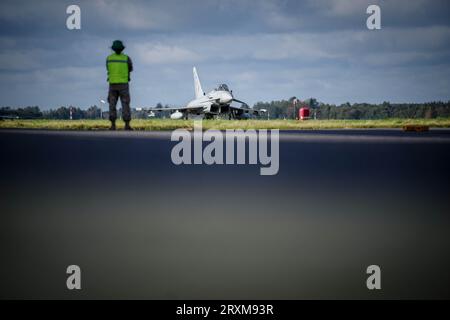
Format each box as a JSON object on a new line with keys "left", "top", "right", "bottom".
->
{"left": 146, "top": 67, "right": 265, "bottom": 119}
{"left": 0, "top": 115, "right": 19, "bottom": 120}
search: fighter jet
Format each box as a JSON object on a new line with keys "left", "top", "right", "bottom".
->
{"left": 147, "top": 67, "right": 265, "bottom": 119}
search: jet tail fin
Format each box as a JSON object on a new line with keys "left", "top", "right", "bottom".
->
{"left": 193, "top": 67, "right": 204, "bottom": 99}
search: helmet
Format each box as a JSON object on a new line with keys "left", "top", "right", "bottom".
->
{"left": 111, "top": 40, "right": 125, "bottom": 52}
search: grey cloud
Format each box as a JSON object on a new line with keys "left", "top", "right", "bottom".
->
{"left": 0, "top": 0, "right": 449, "bottom": 108}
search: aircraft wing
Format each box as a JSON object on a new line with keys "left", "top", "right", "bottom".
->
{"left": 145, "top": 98, "right": 220, "bottom": 112}
{"left": 230, "top": 99, "right": 266, "bottom": 115}
{"left": 145, "top": 105, "right": 202, "bottom": 112}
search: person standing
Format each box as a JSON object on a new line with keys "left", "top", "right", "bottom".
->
{"left": 106, "top": 40, "right": 133, "bottom": 130}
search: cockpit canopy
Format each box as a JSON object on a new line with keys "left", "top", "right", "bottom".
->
{"left": 216, "top": 84, "right": 230, "bottom": 92}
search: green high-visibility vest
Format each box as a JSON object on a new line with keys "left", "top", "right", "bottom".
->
{"left": 107, "top": 53, "right": 129, "bottom": 84}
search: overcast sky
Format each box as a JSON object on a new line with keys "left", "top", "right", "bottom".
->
{"left": 0, "top": 0, "right": 449, "bottom": 109}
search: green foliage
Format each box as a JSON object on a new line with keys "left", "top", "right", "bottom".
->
{"left": 2, "top": 100, "right": 450, "bottom": 121}
{"left": 1, "top": 118, "right": 450, "bottom": 131}
{"left": 0, "top": 106, "right": 42, "bottom": 119}
{"left": 253, "top": 100, "right": 450, "bottom": 120}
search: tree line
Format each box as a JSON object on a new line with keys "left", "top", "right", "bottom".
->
{"left": 0, "top": 105, "right": 168, "bottom": 119}
{"left": 0, "top": 106, "right": 102, "bottom": 119}
{"left": 2, "top": 99, "right": 450, "bottom": 120}
{"left": 253, "top": 98, "right": 450, "bottom": 119}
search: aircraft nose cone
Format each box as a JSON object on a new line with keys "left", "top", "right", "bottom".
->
{"left": 222, "top": 93, "right": 233, "bottom": 104}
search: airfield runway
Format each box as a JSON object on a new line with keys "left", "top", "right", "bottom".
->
{"left": 1, "top": 129, "right": 450, "bottom": 299}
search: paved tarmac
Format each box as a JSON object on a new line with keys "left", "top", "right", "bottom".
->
{"left": 1, "top": 129, "right": 450, "bottom": 299}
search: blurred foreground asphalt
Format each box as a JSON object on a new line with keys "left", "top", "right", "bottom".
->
{"left": 1, "top": 129, "right": 450, "bottom": 299}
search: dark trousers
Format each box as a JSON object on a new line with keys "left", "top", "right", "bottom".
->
{"left": 108, "top": 83, "right": 131, "bottom": 122}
